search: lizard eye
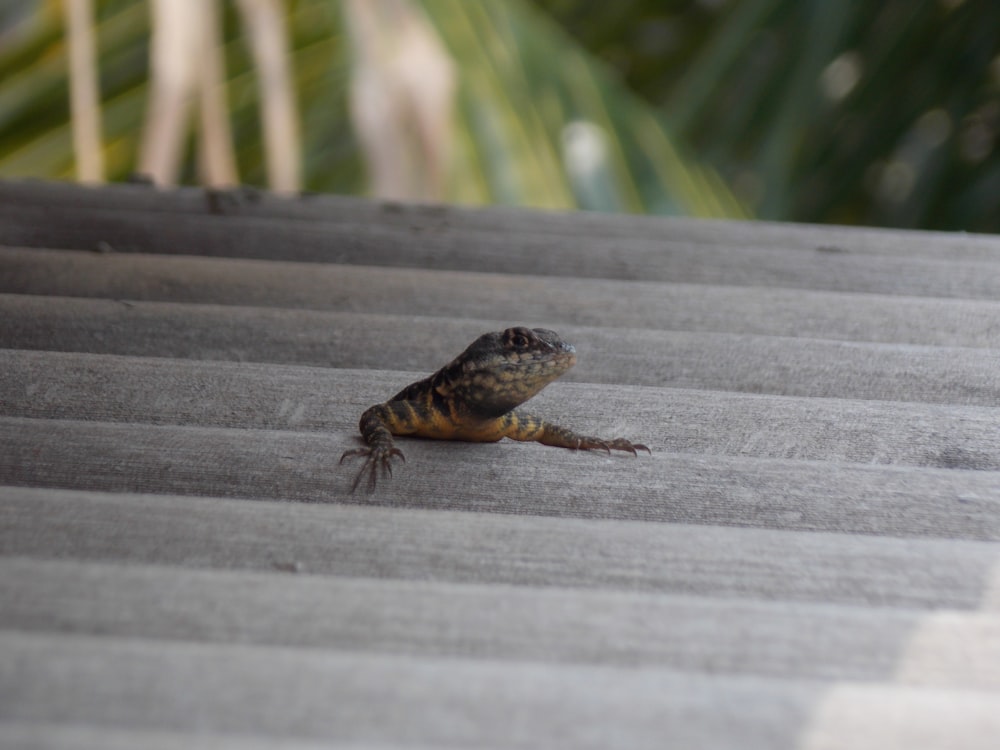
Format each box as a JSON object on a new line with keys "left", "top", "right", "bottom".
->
{"left": 505, "top": 328, "right": 533, "bottom": 350}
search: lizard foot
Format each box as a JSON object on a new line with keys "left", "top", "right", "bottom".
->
{"left": 574, "top": 437, "right": 651, "bottom": 456}
{"left": 340, "top": 445, "right": 405, "bottom": 493}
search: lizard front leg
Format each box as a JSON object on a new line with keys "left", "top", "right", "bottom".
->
{"left": 340, "top": 401, "right": 414, "bottom": 492}
{"left": 500, "top": 409, "right": 650, "bottom": 455}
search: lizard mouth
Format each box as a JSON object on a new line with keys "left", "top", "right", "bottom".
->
{"left": 516, "top": 345, "right": 575, "bottom": 369}
{"left": 520, "top": 348, "right": 577, "bottom": 381}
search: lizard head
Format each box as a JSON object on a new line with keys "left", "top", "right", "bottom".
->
{"left": 438, "top": 326, "right": 578, "bottom": 417}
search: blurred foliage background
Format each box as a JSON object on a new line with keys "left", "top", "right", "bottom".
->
{"left": 541, "top": 0, "right": 1000, "bottom": 231}
{"left": 0, "top": 0, "right": 997, "bottom": 232}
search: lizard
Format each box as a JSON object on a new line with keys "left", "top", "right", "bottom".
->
{"left": 340, "top": 326, "right": 649, "bottom": 491}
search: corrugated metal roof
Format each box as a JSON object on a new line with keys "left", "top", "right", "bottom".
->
{"left": 2, "top": 180, "right": 999, "bottom": 749}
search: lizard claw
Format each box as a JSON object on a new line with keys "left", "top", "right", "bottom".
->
{"left": 607, "top": 439, "right": 651, "bottom": 456}
{"left": 604, "top": 438, "right": 650, "bottom": 456}
{"left": 340, "top": 445, "right": 406, "bottom": 493}
{"left": 339, "top": 447, "right": 368, "bottom": 464}
{"left": 574, "top": 436, "right": 649, "bottom": 456}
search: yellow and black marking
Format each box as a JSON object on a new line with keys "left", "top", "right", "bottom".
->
{"left": 341, "top": 326, "right": 649, "bottom": 491}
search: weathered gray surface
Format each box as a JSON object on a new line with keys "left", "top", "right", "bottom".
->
{"left": 3, "top": 349, "right": 999, "bottom": 470}
{"left": 4, "top": 247, "right": 1000, "bottom": 347}
{"left": 2, "top": 177, "right": 999, "bottom": 261}
{"left": 5, "top": 555, "right": 1000, "bottom": 687}
{"left": 4, "top": 296, "right": 1000, "bottom": 404}
{"left": 3, "top": 200, "right": 1000, "bottom": 298}
{"left": 5, "top": 487, "right": 998, "bottom": 610}
{"left": 1, "top": 180, "right": 999, "bottom": 749}
{"left": 5, "top": 415, "right": 1000, "bottom": 538}
{"left": 13, "top": 629, "right": 1000, "bottom": 750}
